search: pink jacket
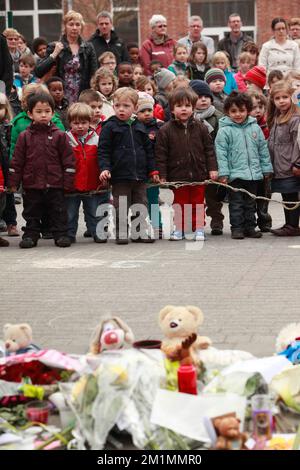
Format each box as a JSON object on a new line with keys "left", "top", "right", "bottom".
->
{"left": 234, "top": 71, "right": 247, "bottom": 92}
{"left": 140, "top": 36, "right": 176, "bottom": 76}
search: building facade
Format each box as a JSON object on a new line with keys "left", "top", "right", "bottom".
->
{"left": 1, "top": 0, "right": 300, "bottom": 48}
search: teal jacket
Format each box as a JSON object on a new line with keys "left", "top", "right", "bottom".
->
{"left": 168, "top": 61, "right": 187, "bottom": 76}
{"left": 215, "top": 115, "right": 273, "bottom": 181}
{"left": 10, "top": 111, "right": 65, "bottom": 160}
{"left": 223, "top": 68, "right": 238, "bottom": 95}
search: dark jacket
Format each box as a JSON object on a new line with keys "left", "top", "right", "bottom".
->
{"left": 98, "top": 116, "right": 156, "bottom": 183}
{"left": 0, "top": 34, "right": 13, "bottom": 96}
{"left": 9, "top": 122, "right": 75, "bottom": 191}
{"left": 217, "top": 32, "right": 253, "bottom": 70}
{"left": 143, "top": 118, "right": 164, "bottom": 146}
{"left": 187, "top": 63, "right": 210, "bottom": 81}
{"left": 88, "top": 30, "right": 129, "bottom": 64}
{"left": 55, "top": 97, "right": 69, "bottom": 130}
{"left": 35, "top": 35, "right": 98, "bottom": 95}
{"left": 155, "top": 117, "right": 217, "bottom": 182}
{"left": 0, "top": 121, "right": 11, "bottom": 184}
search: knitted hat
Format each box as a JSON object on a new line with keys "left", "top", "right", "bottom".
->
{"left": 190, "top": 80, "right": 213, "bottom": 100}
{"left": 245, "top": 66, "right": 266, "bottom": 90}
{"left": 204, "top": 68, "right": 226, "bottom": 84}
{"left": 137, "top": 91, "right": 154, "bottom": 112}
{"left": 154, "top": 68, "right": 176, "bottom": 90}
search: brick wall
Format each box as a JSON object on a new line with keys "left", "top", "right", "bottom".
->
{"left": 256, "top": 0, "right": 300, "bottom": 45}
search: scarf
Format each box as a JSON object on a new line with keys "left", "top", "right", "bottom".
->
{"left": 151, "top": 32, "right": 169, "bottom": 46}
{"left": 194, "top": 105, "right": 216, "bottom": 134}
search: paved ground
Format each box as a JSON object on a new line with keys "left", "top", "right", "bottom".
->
{"left": 1, "top": 191, "right": 300, "bottom": 357}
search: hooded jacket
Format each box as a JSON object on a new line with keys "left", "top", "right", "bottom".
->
{"left": 215, "top": 115, "right": 273, "bottom": 181}
{"left": 88, "top": 30, "right": 129, "bottom": 64}
{"left": 98, "top": 116, "right": 156, "bottom": 183}
{"left": 9, "top": 122, "right": 75, "bottom": 191}
{"left": 155, "top": 117, "right": 217, "bottom": 182}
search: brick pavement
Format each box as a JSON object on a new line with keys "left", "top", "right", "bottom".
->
{"left": 1, "top": 193, "right": 300, "bottom": 357}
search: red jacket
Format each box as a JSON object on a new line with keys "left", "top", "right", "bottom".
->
{"left": 140, "top": 36, "right": 176, "bottom": 76}
{"left": 153, "top": 103, "right": 165, "bottom": 121}
{"left": 67, "top": 129, "right": 100, "bottom": 192}
{"left": 9, "top": 122, "right": 75, "bottom": 191}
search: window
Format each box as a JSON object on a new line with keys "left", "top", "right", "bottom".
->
{"left": 0, "top": 0, "right": 63, "bottom": 41}
{"left": 112, "top": 0, "right": 139, "bottom": 45}
{"left": 190, "top": 0, "right": 256, "bottom": 46}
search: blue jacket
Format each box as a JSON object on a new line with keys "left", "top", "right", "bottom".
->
{"left": 215, "top": 115, "right": 273, "bottom": 181}
{"left": 223, "top": 69, "right": 238, "bottom": 95}
{"left": 98, "top": 116, "right": 156, "bottom": 183}
{"left": 13, "top": 74, "right": 36, "bottom": 92}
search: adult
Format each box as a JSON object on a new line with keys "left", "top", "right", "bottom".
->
{"left": 35, "top": 10, "right": 97, "bottom": 104}
{"left": 0, "top": 33, "right": 13, "bottom": 95}
{"left": 140, "top": 15, "right": 176, "bottom": 76}
{"left": 178, "top": 15, "right": 214, "bottom": 59}
{"left": 217, "top": 13, "right": 253, "bottom": 71}
{"left": 259, "top": 18, "right": 300, "bottom": 75}
{"left": 88, "top": 11, "right": 129, "bottom": 64}
{"left": 289, "top": 18, "right": 300, "bottom": 47}
{"left": 3, "top": 28, "right": 21, "bottom": 73}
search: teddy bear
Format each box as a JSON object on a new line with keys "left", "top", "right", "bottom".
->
{"left": 158, "top": 305, "right": 211, "bottom": 366}
{"left": 89, "top": 317, "right": 135, "bottom": 355}
{"left": 3, "top": 323, "right": 40, "bottom": 356}
{"left": 213, "top": 415, "right": 248, "bottom": 450}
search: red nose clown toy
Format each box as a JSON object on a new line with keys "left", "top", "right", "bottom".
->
{"left": 89, "top": 317, "right": 135, "bottom": 355}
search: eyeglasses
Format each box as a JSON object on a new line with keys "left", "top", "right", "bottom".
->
{"left": 157, "top": 24, "right": 167, "bottom": 28}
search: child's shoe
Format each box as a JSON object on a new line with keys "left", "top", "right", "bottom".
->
{"left": 170, "top": 230, "right": 184, "bottom": 241}
{"left": 194, "top": 229, "right": 205, "bottom": 241}
{"left": 7, "top": 224, "right": 19, "bottom": 237}
{"left": 231, "top": 229, "right": 244, "bottom": 240}
{"left": 55, "top": 236, "right": 71, "bottom": 247}
{"left": 19, "top": 238, "right": 37, "bottom": 249}
{"left": 244, "top": 229, "right": 262, "bottom": 238}
{"left": 84, "top": 230, "right": 92, "bottom": 238}
{"left": 0, "top": 236, "right": 9, "bottom": 247}
{"left": 211, "top": 228, "right": 223, "bottom": 236}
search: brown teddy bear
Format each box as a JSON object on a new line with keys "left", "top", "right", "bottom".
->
{"left": 3, "top": 323, "right": 40, "bottom": 355}
{"left": 214, "top": 415, "right": 248, "bottom": 450}
{"left": 158, "top": 305, "right": 211, "bottom": 365}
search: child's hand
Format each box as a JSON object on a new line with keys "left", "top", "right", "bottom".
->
{"left": 218, "top": 177, "right": 228, "bottom": 184}
{"left": 159, "top": 177, "right": 166, "bottom": 184}
{"left": 151, "top": 174, "right": 160, "bottom": 184}
{"left": 292, "top": 167, "right": 300, "bottom": 177}
{"left": 100, "top": 170, "right": 111, "bottom": 183}
{"left": 209, "top": 171, "right": 218, "bottom": 181}
{"left": 51, "top": 41, "right": 64, "bottom": 59}
{"left": 8, "top": 186, "right": 17, "bottom": 193}
{"left": 264, "top": 173, "right": 273, "bottom": 180}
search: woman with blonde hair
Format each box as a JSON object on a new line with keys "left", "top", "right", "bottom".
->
{"left": 35, "top": 10, "right": 97, "bottom": 103}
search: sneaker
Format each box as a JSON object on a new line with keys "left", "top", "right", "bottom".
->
{"left": 41, "top": 232, "right": 53, "bottom": 239}
{"left": 231, "top": 230, "right": 245, "bottom": 240}
{"left": 170, "top": 230, "right": 184, "bottom": 241}
{"left": 19, "top": 238, "right": 37, "bottom": 249}
{"left": 0, "top": 237, "right": 9, "bottom": 247}
{"left": 84, "top": 230, "right": 92, "bottom": 238}
{"left": 194, "top": 229, "right": 205, "bottom": 241}
{"left": 211, "top": 228, "right": 223, "bottom": 236}
{"left": 270, "top": 225, "right": 300, "bottom": 237}
{"left": 55, "top": 236, "right": 71, "bottom": 247}
{"left": 244, "top": 229, "right": 262, "bottom": 238}
{"left": 94, "top": 235, "right": 108, "bottom": 243}
{"left": 7, "top": 225, "right": 19, "bottom": 237}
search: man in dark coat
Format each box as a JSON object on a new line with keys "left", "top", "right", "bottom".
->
{"left": 0, "top": 34, "right": 13, "bottom": 96}
{"left": 89, "top": 11, "right": 129, "bottom": 64}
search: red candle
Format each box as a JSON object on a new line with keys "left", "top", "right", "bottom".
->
{"left": 177, "top": 364, "right": 198, "bottom": 395}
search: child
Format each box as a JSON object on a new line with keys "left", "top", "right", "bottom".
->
{"left": 79, "top": 89, "right": 105, "bottom": 135}
{"left": 168, "top": 43, "right": 188, "bottom": 77}
{"left": 154, "top": 68, "right": 176, "bottom": 121}
{"left": 244, "top": 65, "right": 266, "bottom": 94}
{"left": 32, "top": 37, "right": 47, "bottom": 63}
{"left": 98, "top": 51, "right": 117, "bottom": 73}
{"left": 204, "top": 68, "right": 227, "bottom": 113}
{"left": 173, "top": 75, "right": 190, "bottom": 90}
{"left": 13, "top": 54, "right": 36, "bottom": 99}
{"left": 149, "top": 60, "right": 163, "bottom": 79}
{"left": 117, "top": 62, "right": 135, "bottom": 88}
{"left": 46, "top": 76, "right": 69, "bottom": 129}
{"left": 99, "top": 87, "right": 159, "bottom": 244}
{"left": 216, "top": 91, "right": 273, "bottom": 239}
{"left": 136, "top": 91, "right": 164, "bottom": 238}
{"left": 190, "top": 80, "right": 224, "bottom": 235}
{"left": 0, "top": 93, "right": 14, "bottom": 245}
{"left": 127, "top": 42, "right": 140, "bottom": 65}
{"left": 241, "top": 41, "right": 260, "bottom": 67}
{"left": 66, "top": 103, "right": 109, "bottom": 243}
{"left": 267, "top": 80, "right": 300, "bottom": 236}
{"left": 9, "top": 92, "right": 75, "bottom": 248}
{"left": 187, "top": 42, "right": 210, "bottom": 81}
{"left": 133, "top": 64, "right": 144, "bottom": 83}
{"left": 90, "top": 67, "right": 117, "bottom": 120}
{"left": 212, "top": 51, "right": 237, "bottom": 96}
{"left": 156, "top": 87, "right": 218, "bottom": 241}
{"left": 135, "top": 75, "right": 165, "bottom": 120}
{"left": 286, "top": 70, "right": 300, "bottom": 106}
{"left": 267, "top": 70, "right": 283, "bottom": 91}
{"left": 249, "top": 92, "right": 269, "bottom": 139}
{"left": 234, "top": 52, "right": 252, "bottom": 92}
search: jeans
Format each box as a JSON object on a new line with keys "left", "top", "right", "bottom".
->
{"left": 2, "top": 192, "right": 17, "bottom": 226}
{"left": 228, "top": 179, "right": 259, "bottom": 231}
{"left": 67, "top": 192, "right": 110, "bottom": 238}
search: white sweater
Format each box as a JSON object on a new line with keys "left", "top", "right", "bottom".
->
{"left": 258, "top": 38, "right": 300, "bottom": 74}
